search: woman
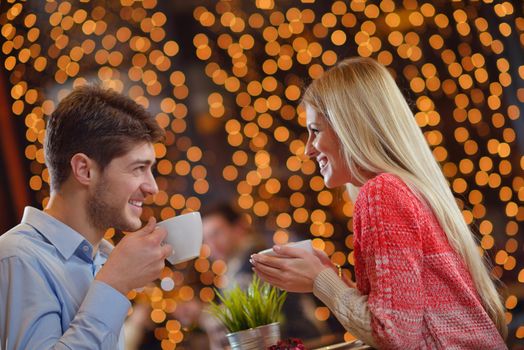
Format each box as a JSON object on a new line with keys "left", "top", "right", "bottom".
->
{"left": 250, "top": 57, "right": 507, "bottom": 349}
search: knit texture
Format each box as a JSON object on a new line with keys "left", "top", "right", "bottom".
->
{"left": 351, "top": 173, "right": 506, "bottom": 349}
{"left": 314, "top": 268, "right": 377, "bottom": 347}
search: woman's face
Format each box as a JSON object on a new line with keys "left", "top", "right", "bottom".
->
{"left": 304, "top": 104, "right": 354, "bottom": 188}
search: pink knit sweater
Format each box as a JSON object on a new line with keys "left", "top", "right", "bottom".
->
{"left": 314, "top": 173, "right": 506, "bottom": 349}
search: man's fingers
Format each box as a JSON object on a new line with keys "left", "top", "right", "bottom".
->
{"left": 134, "top": 217, "right": 157, "bottom": 236}
{"left": 149, "top": 226, "right": 168, "bottom": 245}
{"left": 161, "top": 243, "right": 173, "bottom": 259}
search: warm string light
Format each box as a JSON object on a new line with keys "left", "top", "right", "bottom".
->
{"left": 1, "top": 0, "right": 523, "bottom": 346}
{"left": 1, "top": 1, "right": 201, "bottom": 348}
{"left": 192, "top": 0, "right": 524, "bottom": 343}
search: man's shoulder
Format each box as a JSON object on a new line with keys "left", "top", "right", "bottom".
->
{"left": 0, "top": 223, "right": 45, "bottom": 260}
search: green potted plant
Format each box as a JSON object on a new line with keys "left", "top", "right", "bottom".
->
{"left": 208, "top": 275, "right": 287, "bottom": 350}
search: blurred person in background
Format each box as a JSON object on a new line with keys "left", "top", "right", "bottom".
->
{"left": 174, "top": 202, "right": 330, "bottom": 349}
{"left": 0, "top": 85, "right": 172, "bottom": 350}
{"left": 251, "top": 57, "right": 507, "bottom": 349}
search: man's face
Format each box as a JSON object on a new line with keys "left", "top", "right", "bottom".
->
{"left": 203, "top": 214, "right": 237, "bottom": 261}
{"left": 87, "top": 142, "right": 158, "bottom": 232}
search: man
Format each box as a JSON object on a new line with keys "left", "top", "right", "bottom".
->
{"left": 202, "top": 203, "right": 264, "bottom": 290}
{"left": 179, "top": 203, "right": 327, "bottom": 349}
{"left": 0, "top": 85, "right": 173, "bottom": 349}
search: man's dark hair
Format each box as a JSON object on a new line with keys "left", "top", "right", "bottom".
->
{"left": 44, "top": 85, "right": 164, "bottom": 191}
{"left": 202, "top": 202, "right": 242, "bottom": 225}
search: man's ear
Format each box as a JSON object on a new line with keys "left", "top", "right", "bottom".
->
{"left": 70, "top": 153, "right": 97, "bottom": 186}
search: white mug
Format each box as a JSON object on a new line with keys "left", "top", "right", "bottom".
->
{"left": 257, "top": 239, "right": 313, "bottom": 256}
{"left": 157, "top": 212, "right": 203, "bottom": 264}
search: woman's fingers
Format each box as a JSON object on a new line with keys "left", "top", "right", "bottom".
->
{"left": 250, "top": 253, "right": 287, "bottom": 269}
{"left": 251, "top": 256, "right": 284, "bottom": 278}
{"left": 251, "top": 255, "right": 296, "bottom": 290}
{"left": 272, "top": 245, "right": 309, "bottom": 258}
{"left": 312, "top": 248, "right": 330, "bottom": 265}
{"left": 253, "top": 267, "right": 282, "bottom": 288}
{"left": 251, "top": 251, "right": 328, "bottom": 293}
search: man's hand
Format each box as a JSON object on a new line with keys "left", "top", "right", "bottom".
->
{"left": 95, "top": 217, "right": 173, "bottom": 295}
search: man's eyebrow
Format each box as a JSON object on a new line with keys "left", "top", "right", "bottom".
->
{"left": 129, "top": 159, "right": 156, "bottom": 166}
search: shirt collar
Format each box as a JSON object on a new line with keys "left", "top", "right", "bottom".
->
{"left": 98, "top": 238, "right": 114, "bottom": 258}
{"left": 21, "top": 206, "right": 109, "bottom": 261}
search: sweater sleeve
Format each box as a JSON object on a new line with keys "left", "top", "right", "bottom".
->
{"left": 356, "top": 175, "right": 425, "bottom": 349}
{"left": 313, "top": 268, "right": 378, "bottom": 348}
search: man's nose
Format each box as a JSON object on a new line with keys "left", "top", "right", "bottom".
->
{"left": 143, "top": 170, "right": 159, "bottom": 195}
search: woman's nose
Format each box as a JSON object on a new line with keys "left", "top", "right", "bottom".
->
{"left": 305, "top": 137, "right": 318, "bottom": 158}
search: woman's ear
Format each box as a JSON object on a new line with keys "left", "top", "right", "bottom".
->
{"left": 70, "top": 153, "right": 95, "bottom": 186}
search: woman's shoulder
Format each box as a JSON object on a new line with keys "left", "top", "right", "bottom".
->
{"left": 355, "top": 172, "right": 423, "bottom": 214}
{"left": 359, "top": 173, "right": 412, "bottom": 198}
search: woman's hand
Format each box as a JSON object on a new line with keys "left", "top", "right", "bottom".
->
{"left": 313, "top": 248, "right": 356, "bottom": 289}
{"left": 250, "top": 245, "right": 329, "bottom": 293}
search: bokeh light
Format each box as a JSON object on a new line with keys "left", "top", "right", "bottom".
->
{"left": 1, "top": 0, "right": 523, "bottom": 347}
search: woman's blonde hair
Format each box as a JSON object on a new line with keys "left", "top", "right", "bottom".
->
{"left": 302, "top": 57, "right": 506, "bottom": 338}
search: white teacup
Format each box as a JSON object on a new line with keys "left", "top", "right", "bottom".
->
{"left": 157, "top": 212, "right": 203, "bottom": 265}
{"left": 257, "top": 239, "right": 313, "bottom": 256}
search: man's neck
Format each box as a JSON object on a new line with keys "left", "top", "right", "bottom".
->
{"left": 44, "top": 191, "right": 104, "bottom": 253}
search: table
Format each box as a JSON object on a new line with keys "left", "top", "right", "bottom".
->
{"left": 313, "top": 339, "right": 373, "bottom": 350}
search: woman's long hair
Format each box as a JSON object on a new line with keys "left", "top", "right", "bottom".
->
{"left": 302, "top": 57, "right": 506, "bottom": 338}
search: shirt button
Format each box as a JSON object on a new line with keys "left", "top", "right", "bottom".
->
{"left": 82, "top": 245, "right": 89, "bottom": 252}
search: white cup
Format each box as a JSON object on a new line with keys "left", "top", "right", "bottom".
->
{"left": 157, "top": 212, "right": 203, "bottom": 265}
{"left": 257, "top": 239, "right": 313, "bottom": 256}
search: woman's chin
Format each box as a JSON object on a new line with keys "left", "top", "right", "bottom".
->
{"left": 323, "top": 177, "right": 339, "bottom": 189}
{"left": 323, "top": 175, "right": 351, "bottom": 189}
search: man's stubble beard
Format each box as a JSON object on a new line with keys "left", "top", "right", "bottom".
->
{"left": 87, "top": 178, "right": 137, "bottom": 233}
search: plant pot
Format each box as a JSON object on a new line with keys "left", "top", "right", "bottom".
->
{"left": 256, "top": 322, "right": 281, "bottom": 348}
{"left": 226, "top": 327, "right": 264, "bottom": 350}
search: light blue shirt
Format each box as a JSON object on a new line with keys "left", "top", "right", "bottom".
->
{"left": 0, "top": 207, "right": 130, "bottom": 350}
